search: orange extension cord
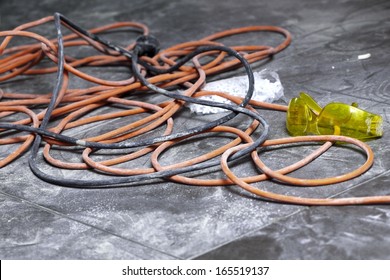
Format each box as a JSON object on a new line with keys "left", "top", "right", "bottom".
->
{"left": 0, "top": 15, "right": 388, "bottom": 205}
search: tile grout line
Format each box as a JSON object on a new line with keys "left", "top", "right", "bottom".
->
{"left": 189, "top": 206, "right": 308, "bottom": 259}
{"left": 326, "top": 169, "right": 390, "bottom": 200}
{"left": 0, "top": 189, "right": 181, "bottom": 260}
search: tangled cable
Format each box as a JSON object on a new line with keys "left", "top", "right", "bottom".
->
{"left": 0, "top": 13, "right": 388, "bottom": 205}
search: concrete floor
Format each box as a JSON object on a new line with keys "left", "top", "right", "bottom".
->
{"left": 0, "top": 0, "right": 389, "bottom": 259}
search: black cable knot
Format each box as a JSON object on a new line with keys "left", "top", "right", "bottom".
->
{"left": 135, "top": 35, "right": 160, "bottom": 57}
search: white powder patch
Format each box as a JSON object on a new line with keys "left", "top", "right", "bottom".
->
{"left": 187, "top": 70, "right": 284, "bottom": 114}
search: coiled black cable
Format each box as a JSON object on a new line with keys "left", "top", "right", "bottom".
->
{"left": 0, "top": 13, "right": 270, "bottom": 187}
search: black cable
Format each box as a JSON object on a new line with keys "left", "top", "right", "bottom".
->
{"left": 0, "top": 96, "right": 269, "bottom": 187}
{"left": 2, "top": 12, "right": 270, "bottom": 187}
{"left": 57, "top": 13, "right": 213, "bottom": 75}
{"left": 3, "top": 14, "right": 250, "bottom": 152}
{"left": 0, "top": 97, "right": 267, "bottom": 150}
{"left": 28, "top": 12, "right": 65, "bottom": 179}
{"left": 57, "top": 13, "right": 256, "bottom": 144}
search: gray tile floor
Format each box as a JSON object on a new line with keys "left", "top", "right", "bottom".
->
{"left": 1, "top": 0, "right": 389, "bottom": 259}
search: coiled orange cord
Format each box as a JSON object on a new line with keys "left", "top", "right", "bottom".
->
{"left": 1, "top": 15, "right": 387, "bottom": 205}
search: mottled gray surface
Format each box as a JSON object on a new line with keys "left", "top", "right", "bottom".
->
{"left": 0, "top": 0, "right": 389, "bottom": 259}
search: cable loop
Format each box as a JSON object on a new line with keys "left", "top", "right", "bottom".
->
{"left": 0, "top": 13, "right": 386, "bottom": 205}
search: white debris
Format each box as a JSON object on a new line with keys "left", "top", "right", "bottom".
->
{"left": 358, "top": 53, "right": 371, "bottom": 60}
{"left": 187, "top": 69, "right": 284, "bottom": 114}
